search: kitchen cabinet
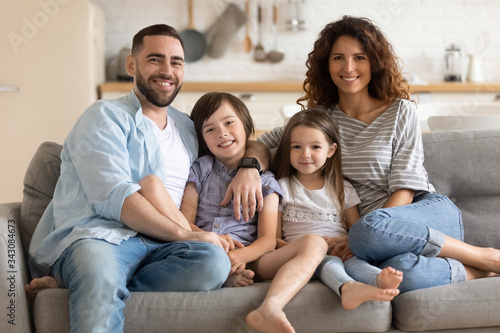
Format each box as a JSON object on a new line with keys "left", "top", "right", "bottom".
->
{"left": 99, "top": 82, "right": 304, "bottom": 130}
{"left": 99, "top": 81, "right": 500, "bottom": 131}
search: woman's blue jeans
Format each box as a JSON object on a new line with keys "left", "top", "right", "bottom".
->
{"left": 51, "top": 236, "right": 231, "bottom": 333}
{"left": 348, "top": 192, "right": 466, "bottom": 293}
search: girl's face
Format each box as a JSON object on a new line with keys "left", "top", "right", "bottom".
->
{"left": 201, "top": 101, "right": 247, "bottom": 169}
{"left": 329, "top": 35, "right": 371, "bottom": 97}
{"left": 289, "top": 125, "right": 336, "bottom": 179}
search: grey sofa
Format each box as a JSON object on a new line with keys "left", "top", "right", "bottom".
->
{"left": 1, "top": 129, "right": 500, "bottom": 333}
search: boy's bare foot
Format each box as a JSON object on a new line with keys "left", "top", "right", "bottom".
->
{"left": 340, "top": 281, "right": 399, "bottom": 310}
{"left": 246, "top": 301, "right": 295, "bottom": 333}
{"left": 25, "top": 276, "right": 58, "bottom": 302}
{"left": 223, "top": 269, "right": 255, "bottom": 288}
{"left": 376, "top": 267, "right": 403, "bottom": 290}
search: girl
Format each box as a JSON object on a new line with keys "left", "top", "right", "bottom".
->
{"left": 259, "top": 16, "right": 500, "bottom": 293}
{"left": 271, "top": 108, "right": 402, "bottom": 310}
{"left": 183, "top": 92, "right": 328, "bottom": 333}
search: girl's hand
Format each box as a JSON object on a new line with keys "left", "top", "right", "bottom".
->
{"left": 324, "top": 236, "right": 353, "bottom": 261}
{"left": 227, "top": 249, "right": 247, "bottom": 275}
{"left": 220, "top": 234, "right": 244, "bottom": 251}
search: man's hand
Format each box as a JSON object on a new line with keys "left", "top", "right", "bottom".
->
{"left": 220, "top": 234, "right": 244, "bottom": 251}
{"left": 324, "top": 236, "right": 353, "bottom": 261}
{"left": 220, "top": 168, "right": 263, "bottom": 222}
{"left": 189, "top": 230, "right": 230, "bottom": 253}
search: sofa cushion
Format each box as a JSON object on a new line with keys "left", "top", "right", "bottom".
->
{"left": 33, "top": 281, "right": 393, "bottom": 333}
{"left": 422, "top": 129, "right": 500, "bottom": 248}
{"left": 20, "top": 142, "right": 62, "bottom": 261}
{"left": 392, "top": 278, "right": 500, "bottom": 331}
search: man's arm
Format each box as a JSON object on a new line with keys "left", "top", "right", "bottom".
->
{"left": 221, "top": 140, "right": 271, "bottom": 222}
{"left": 121, "top": 192, "right": 229, "bottom": 251}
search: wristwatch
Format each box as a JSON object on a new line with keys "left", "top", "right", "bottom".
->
{"left": 238, "top": 157, "right": 262, "bottom": 174}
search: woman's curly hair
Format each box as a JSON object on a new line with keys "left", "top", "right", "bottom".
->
{"left": 298, "top": 16, "right": 412, "bottom": 109}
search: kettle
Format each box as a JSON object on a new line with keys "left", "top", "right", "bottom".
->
{"left": 444, "top": 44, "right": 463, "bottom": 82}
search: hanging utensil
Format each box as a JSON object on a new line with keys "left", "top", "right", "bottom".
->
{"left": 267, "top": 2, "right": 284, "bottom": 63}
{"left": 254, "top": 3, "right": 266, "bottom": 62}
{"left": 243, "top": 0, "right": 252, "bottom": 53}
{"left": 179, "top": 0, "right": 207, "bottom": 62}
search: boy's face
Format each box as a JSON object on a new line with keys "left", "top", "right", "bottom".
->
{"left": 201, "top": 101, "right": 247, "bottom": 170}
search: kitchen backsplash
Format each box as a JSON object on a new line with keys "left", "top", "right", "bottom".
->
{"left": 89, "top": 0, "right": 500, "bottom": 83}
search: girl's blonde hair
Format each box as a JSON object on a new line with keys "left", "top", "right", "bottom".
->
{"left": 271, "top": 109, "right": 347, "bottom": 228}
{"left": 190, "top": 92, "right": 255, "bottom": 156}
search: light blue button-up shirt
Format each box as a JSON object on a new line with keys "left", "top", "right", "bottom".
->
{"left": 29, "top": 91, "right": 198, "bottom": 277}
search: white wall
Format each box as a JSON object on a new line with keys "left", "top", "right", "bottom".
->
{"left": 90, "top": 0, "right": 500, "bottom": 83}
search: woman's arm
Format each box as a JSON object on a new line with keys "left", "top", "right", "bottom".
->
{"left": 227, "top": 193, "right": 279, "bottom": 274}
{"left": 384, "top": 188, "right": 415, "bottom": 208}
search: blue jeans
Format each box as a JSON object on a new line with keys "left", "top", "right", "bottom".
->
{"left": 348, "top": 192, "right": 466, "bottom": 293}
{"left": 51, "top": 236, "right": 230, "bottom": 333}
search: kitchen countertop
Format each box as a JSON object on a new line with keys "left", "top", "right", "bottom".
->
{"left": 99, "top": 81, "right": 500, "bottom": 94}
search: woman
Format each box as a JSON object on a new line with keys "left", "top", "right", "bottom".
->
{"left": 259, "top": 15, "right": 500, "bottom": 293}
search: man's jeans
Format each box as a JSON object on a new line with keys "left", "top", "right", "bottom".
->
{"left": 51, "top": 236, "right": 230, "bottom": 333}
{"left": 349, "top": 193, "right": 466, "bottom": 293}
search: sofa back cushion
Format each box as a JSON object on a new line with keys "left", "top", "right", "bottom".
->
{"left": 20, "top": 142, "right": 62, "bottom": 257}
{"left": 422, "top": 129, "right": 500, "bottom": 249}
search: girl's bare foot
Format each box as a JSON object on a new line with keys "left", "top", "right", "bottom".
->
{"left": 376, "top": 267, "right": 403, "bottom": 290}
{"left": 25, "top": 276, "right": 58, "bottom": 302}
{"left": 223, "top": 269, "right": 255, "bottom": 288}
{"left": 246, "top": 300, "right": 295, "bottom": 333}
{"left": 340, "top": 281, "right": 399, "bottom": 310}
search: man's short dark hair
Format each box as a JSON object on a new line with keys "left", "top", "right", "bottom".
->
{"left": 131, "top": 24, "right": 184, "bottom": 56}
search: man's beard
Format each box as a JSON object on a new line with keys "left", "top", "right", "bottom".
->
{"left": 136, "top": 68, "right": 182, "bottom": 107}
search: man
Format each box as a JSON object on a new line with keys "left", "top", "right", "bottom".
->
{"left": 27, "top": 24, "right": 268, "bottom": 332}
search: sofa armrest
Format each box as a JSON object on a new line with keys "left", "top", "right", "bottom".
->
{"left": 0, "top": 202, "right": 33, "bottom": 333}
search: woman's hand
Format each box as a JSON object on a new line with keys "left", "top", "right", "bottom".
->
{"left": 324, "top": 236, "right": 353, "bottom": 261}
{"left": 220, "top": 168, "right": 263, "bottom": 222}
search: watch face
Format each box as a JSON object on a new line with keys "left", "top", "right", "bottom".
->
{"left": 242, "top": 157, "right": 254, "bottom": 164}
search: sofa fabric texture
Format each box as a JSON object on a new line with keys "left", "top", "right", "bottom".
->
{"left": 1, "top": 129, "right": 500, "bottom": 333}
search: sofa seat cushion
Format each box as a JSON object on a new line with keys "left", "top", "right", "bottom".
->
{"left": 33, "top": 281, "right": 392, "bottom": 333}
{"left": 392, "top": 278, "right": 500, "bottom": 331}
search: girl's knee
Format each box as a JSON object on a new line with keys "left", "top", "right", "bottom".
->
{"left": 139, "top": 174, "right": 163, "bottom": 191}
{"left": 299, "top": 234, "right": 328, "bottom": 255}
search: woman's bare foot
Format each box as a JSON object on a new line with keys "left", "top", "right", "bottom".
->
{"left": 246, "top": 300, "right": 295, "bottom": 333}
{"left": 25, "top": 276, "right": 58, "bottom": 302}
{"left": 223, "top": 269, "right": 255, "bottom": 288}
{"left": 340, "top": 281, "right": 399, "bottom": 310}
{"left": 376, "top": 267, "right": 403, "bottom": 290}
{"left": 476, "top": 247, "right": 500, "bottom": 274}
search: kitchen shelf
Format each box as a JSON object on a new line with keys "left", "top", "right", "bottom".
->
{"left": 99, "top": 81, "right": 500, "bottom": 96}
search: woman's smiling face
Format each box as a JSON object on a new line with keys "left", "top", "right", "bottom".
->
{"left": 329, "top": 35, "right": 371, "bottom": 97}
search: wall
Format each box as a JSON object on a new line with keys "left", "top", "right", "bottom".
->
{"left": 89, "top": 0, "right": 500, "bottom": 83}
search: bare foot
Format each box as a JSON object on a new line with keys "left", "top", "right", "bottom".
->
{"left": 376, "top": 267, "right": 403, "bottom": 290}
{"left": 223, "top": 269, "right": 255, "bottom": 288}
{"left": 340, "top": 281, "right": 399, "bottom": 310}
{"left": 246, "top": 301, "right": 295, "bottom": 333}
{"left": 477, "top": 247, "right": 500, "bottom": 274}
{"left": 25, "top": 276, "right": 58, "bottom": 302}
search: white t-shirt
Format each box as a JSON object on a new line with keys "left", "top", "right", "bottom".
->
{"left": 145, "top": 115, "right": 191, "bottom": 208}
{"left": 279, "top": 176, "right": 360, "bottom": 242}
